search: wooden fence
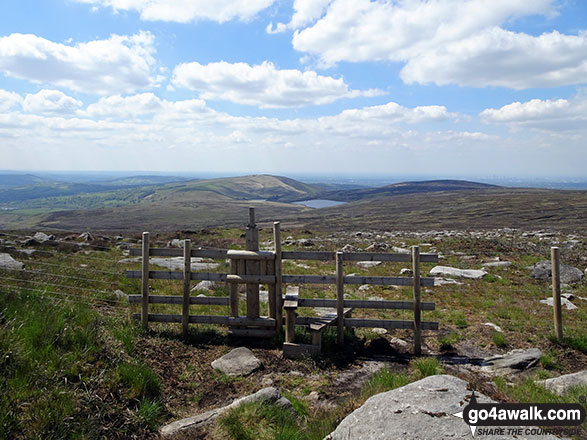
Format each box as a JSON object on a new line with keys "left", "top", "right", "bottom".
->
{"left": 126, "top": 208, "right": 439, "bottom": 354}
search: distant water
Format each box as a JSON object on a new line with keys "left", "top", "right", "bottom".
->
{"left": 293, "top": 199, "right": 346, "bottom": 209}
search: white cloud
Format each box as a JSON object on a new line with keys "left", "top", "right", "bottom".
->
{"left": 267, "top": 0, "right": 332, "bottom": 33}
{"left": 23, "top": 89, "right": 83, "bottom": 114}
{"left": 85, "top": 93, "right": 164, "bottom": 119}
{"left": 288, "top": 0, "right": 587, "bottom": 89}
{"left": 480, "top": 95, "right": 587, "bottom": 131}
{"left": 171, "top": 60, "right": 383, "bottom": 108}
{"left": 75, "top": 0, "right": 274, "bottom": 23}
{"left": 0, "top": 89, "right": 22, "bottom": 111}
{"left": 0, "top": 32, "right": 160, "bottom": 95}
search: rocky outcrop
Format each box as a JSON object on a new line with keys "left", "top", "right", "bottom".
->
{"left": 539, "top": 370, "right": 587, "bottom": 396}
{"left": 430, "top": 266, "right": 487, "bottom": 279}
{"left": 0, "top": 253, "right": 24, "bottom": 270}
{"left": 530, "top": 261, "right": 583, "bottom": 284}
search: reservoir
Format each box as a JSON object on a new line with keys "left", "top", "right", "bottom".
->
{"left": 293, "top": 199, "right": 346, "bottom": 209}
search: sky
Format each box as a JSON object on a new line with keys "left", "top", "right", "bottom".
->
{"left": 0, "top": 0, "right": 586, "bottom": 179}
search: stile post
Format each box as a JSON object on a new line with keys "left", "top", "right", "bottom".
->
{"left": 273, "top": 221, "right": 283, "bottom": 328}
{"left": 551, "top": 247, "right": 563, "bottom": 340}
{"left": 141, "top": 232, "right": 150, "bottom": 329}
{"left": 412, "top": 245, "right": 421, "bottom": 355}
{"left": 229, "top": 258, "right": 239, "bottom": 317}
{"left": 182, "top": 239, "right": 191, "bottom": 335}
{"left": 267, "top": 259, "right": 276, "bottom": 320}
{"left": 245, "top": 207, "right": 260, "bottom": 318}
{"left": 336, "top": 251, "right": 344, "bottom": 346}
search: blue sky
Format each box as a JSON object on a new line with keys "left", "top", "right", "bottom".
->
{"left": 0, "top": 0, "right": 586, "bottom": 178}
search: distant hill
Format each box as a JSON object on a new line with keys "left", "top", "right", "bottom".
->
{"left": 316, "top": 179, "right": 498, "bottom": 202}
{"left": 0, "top": 173, "right": 51, "bottom": 188}
{"left": 93, "top": 175, "right": 190, "bottom": 186}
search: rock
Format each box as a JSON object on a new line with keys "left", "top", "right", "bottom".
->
{"left": 539, "top": 370, "right": 587, "bottom": 396}
{"left": 530, "top": 261, "right": 583, "bottom": 284}
{"left": 78, "top": 232, "right": 95, "bottom": 241}
{"left": 430, "top": 266, "right": 487, "bottom": 279}
{"left": 341, "top": 244, "right": 358, "bottom": 253}
{"left": 434, "top": 277, "right": 463, "bottom": 286}
{"left": 540, "top": 297, "right": 578, "bottom": 310}
{"left": 151, "top": 257, "right": 219, "bottom": 271}
{"left": 259, "top": 290, "right": 269, "bottom": 304}
{"left": 366, "top": 242, "right": 388, "bottom": 251}
{"left": 389, "top": 337, "right": 411, "bottom": 354}
{"left": 0, "top": 253, "right": 24, "bottom": 270}
{"left": 211, "top": 347, "right": 261, "bottom": 377}
{"left": 33, "top": 232, "right": 54, "bottom": 242}
{"left": 482, "top": 348, "right": 542, "bottom": 375}
{"left": 298, "top": 238, "right": 314, "bottom": 247}
{"left": 460, "top": 255, "right": 477, "bottom": 261}
{"left": 325, "top": 375, "right": 563, "bottom": 440}
{"left": 371, "top": 328, "right": 387, "bottom": 335}
{"left": 482, "top": 322, "right": 503, "bottom": 333}
{"left": 482, "top": 261, "right": 512, "bottom": 268}
{"left": 391, "top": 246, "right": 410, "bottom": 254}
{"left": 113, "top": 289, "right": 127, "bottom": 298}
{"left": 159, "top": 387, "right": 291, "bottom": 439}
{"left": 358, "top": 284, "right": 370, "bottom": 292}
{"left": 191, "top": 280, "right": 216, "bottom": 292}
{"left": 21, "top": 238, "right": 40, "bottom": 247}
{"left": 400, "top": 268, "right": 413, "bottom": 275}
{"left": 357, "top": 261, "right": 381, "bottom": 268}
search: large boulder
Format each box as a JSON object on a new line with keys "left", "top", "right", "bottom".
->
{"left": 530, "top": 261, "right": 583, "bottom": 284}
{"left": 430, "top": 266, "right": 487, "bottom": 279}
{"left": 0, "top": 253, "right": 24, "bottom": 270}
{"left": 539, "top": 370, "right": 587, "bottom": 396}
{"left": 325, "top": 375, "right": 562, "bottom": 440}
{"left": 211, "top": 347, "right": 262, "bottom": 377}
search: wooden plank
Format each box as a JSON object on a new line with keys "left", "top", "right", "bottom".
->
{"left": 310, "top": 308, "right": 352, "bottom": 332}
{"left": 228, "top": 317, "right": 276, "bottom": 328}
{"left": 344, "top": 318, "right": 438, "bottom": 331}
{"left": 229, "top": 258, "right": 239, "bottom": 317}
{"left": 297, "top": 298, "right": 435, "bottom": 310}
{"left": 285, "top": 308, "right": 297, "bottom": 343}
{"left": 141, "top": 232, "right": 149, "bottom": 329}
{"left": 228, "top": 328, "right": 275, "bottom": 338}
{"left": 273, "top": 222, "right": 283, "bottom": 329}
{"left": 267, "top": 259, "right": 276, "bottom": 320}
{"left": 226, "top": 274, "right": 275, "bottom": 284}
{"left": 132, "top": 313, "right": 230, "bottom": 325}
{"left": 412, "top": 245, "right": 422, "bottom": 355}
{"left": 551, "top": 246, "right": 563, "bottom": 340}
{"left": 336, "top": 252, "right": 344, "bottom": 346}
{"left": 129, "top": 295, "right": 229, "bottom": 305}
{"left": 129, "top": 247, "right": 228, "bottom": 259}
{"left": 182, "top": 239, "right": 191, "bottom": 335}
{"left": 283, "top": 289, "right": 298, "bottom": 309}
{"left": 227, "top": 250, "right": 274, "bottom": 260}
{"left": 281, "top": 251, "right": 438, "bottom": 263}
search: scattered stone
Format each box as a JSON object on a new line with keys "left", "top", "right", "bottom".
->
{"left": 168, "top": 239, "right": 183, "bottom": 247}
{"left": 113, "top": 289, "right": 127, "bottom": 299}
{"left": 357, "top": 261, "right": 381, "bottom": 268}
{"left": 191, "top": 280, "right": 216, "bottom": 292}
{"left": 389, "top": 337, "right": 411, "bottom": 354}
{"left": 298, "top": 238, "right": 314, "bottom": 247}
{"left": 159, "top": 387, "right": 291, "bottom": 440}
{"left": 540, "top": 297, "right": 578, "bottom": 310}
{"left": 539, "top": 370, "right": 587, "bottom": 396}
{"left": 326, "top": 375, "right": 562, "bottom": 440}
{"left": 33, "top": 232, "right": 54, "bottom": 242}
{"left": 78, "top": 232, "right": 95, "bottom": 241}
{"left": 259, "top": 290, "right": 269, "bottom": 304}
{"left": 358, "top": 284, "right": 370, "bottom": 292}
{"left": 482, "top": 322, "right": 503, "bottom": 333}
{"left": 341, "top": 244, "right": 358, "bottom": 252}
{"left": 21, "top": 238, "right": 40, "bottom": 247}
{"left": 261, "top": 376, "right": 274, "bottom": 387}
{"left": 366, "top": 242, "right": 388, "bottom": 251}
{"left": 400, "top": 268, "right": 413, "bottom": 275}
{"left": 211, "top": 347, "right": 262, "bottom": 377}
{"left": 530, "top": 261, "right": 583, "bottom": 284}
{"left": 460, "top": 255, "right": 477, "bottom": 261}
{"left": 391, "top": 246, "right": 410, "bottom": 254}
{"left": 371, "top": 328, "right": 387, "bottom": 335}
{"left": 0, "top": 253, "right": 24, "bottom": 270}
{"left": 151, "top": 257, "right": 219, "bottom": 271}
{"left": 434, "top": 277, "right": 463, "bottom": 286}
{"left": 482, "top": 261, "right": 512, "bottom": 268}
{"left": 482, "top": 348, "right": 542, "bottom": 375}
{"left": 430, "top": 266, "right": 487, "bottom": 279}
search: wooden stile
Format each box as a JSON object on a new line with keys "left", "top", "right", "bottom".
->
{"left": 229, "top": 258, "right": 239, "bottom": 317}
{"left": 412, "top": 245, "right": 422, "bottom": 355}
{"left": 182, "top": 239, "right": 191, "bottom": 335}
{"left": 336, "top": 252, "right": 344, "bottom": 347}
{"left": 273, "top": 222, "right": 283, "bottom": 329}
{"left": 141, "top": 232, "right": 149, "bottom": 329}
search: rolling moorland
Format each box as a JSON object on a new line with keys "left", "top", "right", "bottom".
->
{"left": 0, "top": 173, "right": 586, "bottom": 439}
{"left": 0, "top": 174, "right": 586, "bottom": 233}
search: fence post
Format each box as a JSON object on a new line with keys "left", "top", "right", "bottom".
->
{"left": 412, "top": 245, "right": 421, "bottom": 355}
{"left": 336, "top": 251, "right": 344, "bottom": 347}
{"left": 273, "top": 221, "right": 283, "bottom": 329}
{"left": 245, "top": 207, "right": 260, "bottom": 318}
{"left": 229, "top": 258, "right": 239, "bottom": 317}
{"left": 551, "top": 247, "right": 563, "bottom": 340}
{"left": 141, "top": 232, "right": 150, "bottom": 329}
{"left": 182, "top": 239, "right": 191, "bottom": 335}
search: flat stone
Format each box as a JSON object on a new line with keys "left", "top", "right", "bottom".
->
{"left": 482, "top": 322, "right": 503, "bottom": 333}
{"left": 434, "top": 277, "right": 463, "bottom": 286}
{"left": 0, "top": 253, "right": 24, "bottom": 270}
{"left": 400, "top": 268, "right": 413, "bottom": 275}
{"left": 391, "top": 246, "right": 410, "bottom": 254}
{"left": 530, "top": 261, "right": 583, "bottom": 284}
{"left": 539, "top": 370, "right": 587, "bottom": 396}
{"left": 191, "top": 280, "right": 216, "bottom": 292}
{"left": 159, "top": 387, "right": 291, "bottom": 440}
{"left": 151, "top": 257, "right": 219, "bottom": 271}
{"left": 540, "top": 297, "right": 578, "bottom": 310}
{"left": 211, "top": 347, "right": 261, "bottom": 377}
{"left": 482, "top": 261, "right": 512, "bottom": 268}
{"left": 482, "top": 348, "right": 542, "bottom": 375}
{"left": 357, "top": 261, "right": 381, "bottom": 268}
{"left": 325, "top": 375, "right": 563, "bottom": 440}
{"left": 430, "top": 266, "right": 487, "bottom": 279}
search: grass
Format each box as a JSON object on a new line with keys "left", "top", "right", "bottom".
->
{"left": 116, "top": 362, "right": 161, "bottom": 400}
{"left": 361, "top": 369, "right": 412, "bottom": 398}
{"left": 411, "top": 357, "right": 443, "bottom": 378}
{"left": 492, "top": 332, "right": 508, "bottom": 348}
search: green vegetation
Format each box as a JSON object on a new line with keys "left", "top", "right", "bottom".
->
{"left": 411, "top": 357, "right": 443, "bottom": 378}
{"left": 492, "top": 332, "right": 508, "bottom": 348}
